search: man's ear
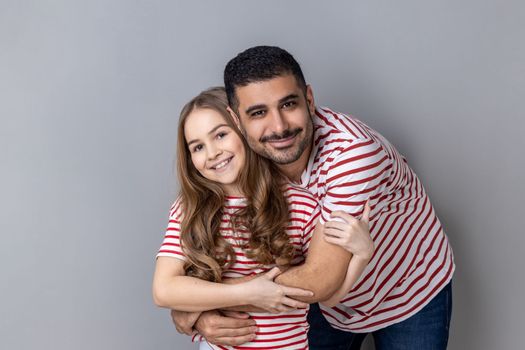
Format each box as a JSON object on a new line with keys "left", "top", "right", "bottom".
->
{"left": 306, "top": 85, "right": 316, "bottom": 115}
{"left": 227, "top": 106, "right": 242, "bottom": 130}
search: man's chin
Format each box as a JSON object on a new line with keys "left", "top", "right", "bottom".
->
{"left": 265, "top": 150, "right": 301, "bottom": 165}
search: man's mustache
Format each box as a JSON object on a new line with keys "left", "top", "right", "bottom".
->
{"left": 260, "top": 128, "right": 302, "bottom": 143}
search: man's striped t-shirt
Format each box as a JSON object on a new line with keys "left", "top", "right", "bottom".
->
{"left": 301, "top": 107, "right": 455, "bottom": 333}
{"left": 158, "top": 185, "right": 320, "bottom": 349}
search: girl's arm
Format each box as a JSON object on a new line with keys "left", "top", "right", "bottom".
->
{"left": 320, "top": 201, "right": 375, "bottom": 307}
{"left": 152, "top": 257, "right": 313, "bottom": 313}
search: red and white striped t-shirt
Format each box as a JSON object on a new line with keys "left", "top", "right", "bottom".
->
{"left": 301, "top": 107, "right": 455, "bottom": 333}
{"left": 158, "top": 185, "right": 320, "bottom": 349}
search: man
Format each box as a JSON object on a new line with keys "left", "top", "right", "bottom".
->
{"left": 173, "top": 46, "right": 455, "bottom": 349}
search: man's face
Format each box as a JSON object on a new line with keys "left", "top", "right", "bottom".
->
{"left": 233, "top": 74, "right": 315, "bottom": 165}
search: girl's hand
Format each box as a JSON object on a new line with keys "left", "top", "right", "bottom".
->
{"left": 243, "top": 267, "right": 313, "bottom": 313}
{"left": 323, "top": 201, "right": 375, "bottom": 261}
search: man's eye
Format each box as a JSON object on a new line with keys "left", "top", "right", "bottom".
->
{"left": 251, "top": 110, "right": 265, "bottom": 117}
{"left": 282, "top": 101, "right": 296, "bottom": 109}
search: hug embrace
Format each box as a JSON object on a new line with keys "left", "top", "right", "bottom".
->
{"left": 153, "top": 46, "right": 455, "bottom": 350}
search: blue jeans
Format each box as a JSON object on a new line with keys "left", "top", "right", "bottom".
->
{"left": 307, "top": 282, "right": 452, "bottom": 350}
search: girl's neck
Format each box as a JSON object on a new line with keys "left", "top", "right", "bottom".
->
{"left": 222, "top": 184, "right": 244, "bottom": 197}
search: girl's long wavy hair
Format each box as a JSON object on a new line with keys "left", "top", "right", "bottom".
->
{"left": 177, "top": 87, "right": 294, "bottom": 282}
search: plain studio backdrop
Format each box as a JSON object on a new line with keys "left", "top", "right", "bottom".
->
{"left": 1, "top": 1, "right": 523, "bottom": 349}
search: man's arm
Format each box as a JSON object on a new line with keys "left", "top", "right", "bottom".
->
{"left": 275, "top": 221, "right": 352, "bottom": 302}
{"left": 277, "top": 136, "right": 391, "bottom": 302}
{"left": 320, "top": 204, "right": 374, "bottom": 307}
{"left": 220, "top": 219, "right": 353, "bottom": 305}
{"left": 186, "top": 221, "right": 349, "bottom": 346}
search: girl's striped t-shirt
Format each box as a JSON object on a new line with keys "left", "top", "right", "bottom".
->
{"left": 158, "top": 185, "right": 320, "bottom": 349}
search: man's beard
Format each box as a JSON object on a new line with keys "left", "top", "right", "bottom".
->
{"left": 242, "top": 113, "right": 313, "bottom": 165}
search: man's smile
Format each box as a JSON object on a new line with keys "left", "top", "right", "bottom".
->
{"left": 261, "top": 128, "right": 302, "bottom": 149}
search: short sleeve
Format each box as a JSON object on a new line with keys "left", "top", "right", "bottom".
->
{"left": 319, "top": 138, "right": 391, "bottom": 224}
{"left": 156, "top": 197, "right": 187, "bottom": 261}
{"left": 286, "top": 186, "right": 321, "bottom": 256}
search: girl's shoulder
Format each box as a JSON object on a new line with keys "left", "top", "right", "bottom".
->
{"left": 282, "top": 184, "right": 319, "bottom": 213}
{"left": 282, "top": 183, "right": 317, "bottom": 200}
{"left": 168, "top": 196, "right": 184, "bottom": 220}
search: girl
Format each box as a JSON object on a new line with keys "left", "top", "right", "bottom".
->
{"left": 153, "top": 87, "right": 373, "bottom": 349}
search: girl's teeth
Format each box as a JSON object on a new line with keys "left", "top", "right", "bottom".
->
{"left": 215, "top": 158, "right": 230, "bottom": 169}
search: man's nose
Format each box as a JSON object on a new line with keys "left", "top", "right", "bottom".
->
{"left": 269, "top": 110, "right": 289, "bottom": 134}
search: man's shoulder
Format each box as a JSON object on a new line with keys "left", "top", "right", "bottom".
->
{"left": 308, "top": 107, "right": 392, "bottom": 179}
{"left": 312, "top": 107, "right": 369, "bottom": 157}
{"left": 314, "top": 106, "right": 364, "bottom": 132}
{"left": 313, "top": 106, "right": 375, "bottom": 146}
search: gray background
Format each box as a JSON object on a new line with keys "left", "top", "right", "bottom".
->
{"left": 1, "top": 0, "right": 523, "bottom": 349}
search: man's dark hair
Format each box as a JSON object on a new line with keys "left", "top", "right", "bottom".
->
{"left": 224, "top": 46, "right": 307, "bottom": 111}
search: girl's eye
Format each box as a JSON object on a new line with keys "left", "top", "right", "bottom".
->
{"left": 192, "top": 144, "right": 203, "bottom": 152}
{"left": 216, "top": 131, "right": 228, "bottom": 139}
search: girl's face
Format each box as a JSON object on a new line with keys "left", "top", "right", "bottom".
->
{"left": 184, "top": 108, "right": 246, "bottom": 196}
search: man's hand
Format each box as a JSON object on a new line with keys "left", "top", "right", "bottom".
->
{"left": 170, "top": 309, "right": 201, "bottom": 335}
{"left": 194, "top": 310, "right": 258, "bottom": 346}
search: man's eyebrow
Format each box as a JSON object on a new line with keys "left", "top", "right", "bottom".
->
{"left": 245, "top": 104, "right": 267, "bottom": 116}
{"left": 278, "top": 94, "right": 300, "bottom": 104}
{"left": 244, "top": 94, "right": 300, "bottom": 115}
{"left": 186, "top": 123, "right": 229, "bottom": 146}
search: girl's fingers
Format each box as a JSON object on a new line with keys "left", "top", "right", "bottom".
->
{"left": 323, "top": 227, "right": 347, "bottom": 238}
{"left": 362, "top": 200, "right": 371, "bottom": 225}
{"left": 276, "top": 305, "right": 294, "bottom": 313}
{"left": 282, "top": 286, "right": 314, "bottom": 297}
{"left": 281, "top": 297, "right": 309, "bottom": 309}
{"left": 265, "top": 307, "right": 280, "bottom": 314}
{"left": 323, "top": 235, "right": 345, "bottom": 246}
{"left": 330, "top": 210, "right": 358, "bottom": 224}
{"left": 266, "top": 306, "right": 289, "bottom": 314}
{"left": 264, "top": 266, "right": 282, "bottom": 280}
{"left": 281, "top": 296, "right": 308, "bottom": 309}
{"left": 324, "top": 220, "right": 348, "bottom": 231}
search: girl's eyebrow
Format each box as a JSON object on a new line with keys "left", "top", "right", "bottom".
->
{"left": 187, "top": 123, "right": 229, "bottom": 146}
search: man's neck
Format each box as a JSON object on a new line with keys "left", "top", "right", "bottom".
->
{"left": 278, "top": 141, "right": 313, "bottom": 183}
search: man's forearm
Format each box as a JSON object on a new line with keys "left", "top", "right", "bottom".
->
{"left": 224, "top": 256, "right": 349, "bottom": 305}
{"left": 274, "top": 250, "right": 351, "bottom": 303}
{"left": 222, "top": 222, "right": 352, "bottom": 305}
{"left": 273, "top": 221, "right": 352, "bottom": 302}
{"left": 321, "top": 255, "right": 370, "bottom": 307}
